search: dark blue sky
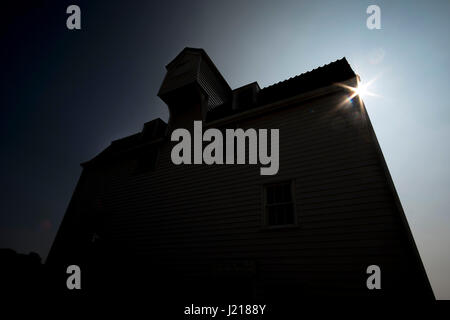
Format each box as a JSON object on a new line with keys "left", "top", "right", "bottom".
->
{"left": 1, "top": 0, "right": 449, "bottom": 298}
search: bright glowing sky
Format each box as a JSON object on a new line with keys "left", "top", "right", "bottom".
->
{"left": 1, "top": 0, "right": 449, "bottom": 298}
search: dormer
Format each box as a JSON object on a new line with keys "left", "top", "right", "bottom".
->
{"left": 232, "top": 82, "right": 260, "bottom": 111}
{"left": 158, "top": 48, "right": 231, "bottom": 130}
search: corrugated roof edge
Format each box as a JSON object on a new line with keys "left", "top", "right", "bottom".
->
{"left": 206, "top": 57, "right": 355, "bottom": 122}
{"left": 260, "top": 57, "right": 353, "bottom": 91}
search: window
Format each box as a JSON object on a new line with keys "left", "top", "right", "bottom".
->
{"left": 264, "top": 181, "right": 295, "bottom": 226}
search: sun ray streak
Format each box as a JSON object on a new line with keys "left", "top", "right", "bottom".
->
{"left": 335, "top": 74, "right": 381, "bottom": 107}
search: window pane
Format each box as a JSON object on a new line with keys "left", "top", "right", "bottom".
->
{"left": 267, "top": 186, "right": 274, "bottom": 204}
{"left": 275, "top": 186, "right": 282, "bottom": 203}
{"left": 285, "top": 204, "right": 294, "bottom": 224}
{"left": 268, "top": 206, "right": 276, "bottom": 225}
{"left": 284, "top": 183, "right": 292, "bottom": 201}
{"left": 264, "top": 181, "right": 295, "bottom": 226}
{"left": 278, "top": 205, "right": 286, "bottom": 225}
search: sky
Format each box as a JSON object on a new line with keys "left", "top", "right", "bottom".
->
{"left": 1, "top": 0, "right": 449, "bottom": 299}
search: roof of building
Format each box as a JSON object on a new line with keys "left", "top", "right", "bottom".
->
{"left": 83, "top": 56, "right": 356, "bottom": 167}
{"left": 206, "top": 57, "right": 355, "bottom": 121}
{"left": 82, "top": 118, "right": 167, "bottom": 167}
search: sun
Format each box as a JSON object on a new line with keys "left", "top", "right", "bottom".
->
{"left": 336, "top": 76, "right": 379, "bottom": 105}
{"left": 354, "top": 82, "right": 369, "bottom": 98}
{"left": 346, "top": 80, "right": 372, "bottom": 100}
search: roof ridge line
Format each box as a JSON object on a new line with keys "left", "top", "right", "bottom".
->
{"left": 261, "top": 57, "right": 347, "bottom": 91}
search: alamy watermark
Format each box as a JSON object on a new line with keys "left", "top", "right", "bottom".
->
{"left": 366, "top": 5, "right": 381, "bottom": 30}
{"left": 366, "top": 265, "right": 381, "bottom": 290}
{"left": 66, "top": 264, "right": 81, "bottom": 289}
{"left": 66, "top": 5, "right": 81, "bottom": 30}
{"left": 171, "top": 121, "right": 279, "bottom": 176}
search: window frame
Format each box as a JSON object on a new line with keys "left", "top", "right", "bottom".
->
{"left": 261, "top": 179, "right": 298, "bottom": 229}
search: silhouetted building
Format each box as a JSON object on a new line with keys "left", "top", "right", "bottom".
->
{"left": 0, "top": 249, "right": 46, "bottom": 294}
{"left": 47, "top": 48, "right": 433, "bottom": 299}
